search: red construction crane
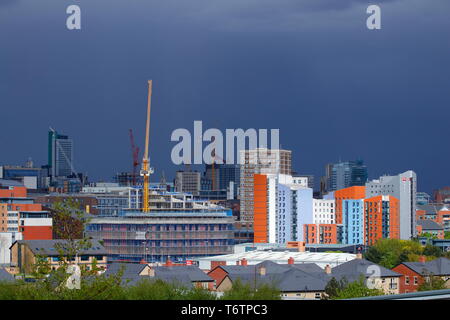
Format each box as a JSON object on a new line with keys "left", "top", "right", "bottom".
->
{"left": 129, "top": 129, "right": 140, "bottom": 186}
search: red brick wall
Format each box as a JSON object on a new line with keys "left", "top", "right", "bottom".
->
{"left": 392, "top": 264, "right": 424, "bottom": 293}
{"left": 207, "top": 266, "right": 229, "bottom": 290}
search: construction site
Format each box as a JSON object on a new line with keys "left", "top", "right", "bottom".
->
{"left": 85, "top": 80, "right": 235, "bottom": 263}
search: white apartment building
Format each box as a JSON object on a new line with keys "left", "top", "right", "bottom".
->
{"left": 313, "top": 199, "right": 335, "bottom": 224}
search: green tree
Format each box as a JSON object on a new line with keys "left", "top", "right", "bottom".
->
{"left": 332, "top": 275, "right": 384, "bottom": 300}
{"left": 324, "top": 277, "right": 348, "bottom": 299}
{"left": 221, "top": 279, "right": 281, "bottom": 300}
{"left": 417, "top": 273, "right": 447, "bottom": 292}
{"left": 422, "top": 244, "right": 443, "bottom": 259}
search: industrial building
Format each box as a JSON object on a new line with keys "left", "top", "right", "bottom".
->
{"left": 195, "top": 249, "right": 356, "bottom": 270}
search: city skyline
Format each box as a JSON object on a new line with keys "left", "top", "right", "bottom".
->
{"left": 1, "top": 0, "right": 449, "bottom": 194}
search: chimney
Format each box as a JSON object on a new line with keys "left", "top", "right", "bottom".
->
{"left": 356, "top": 253, "right": 363, "bottom": 260}
{"left": 325, "top": 264, "right": 332, "bottom": 274}
{"left": 259, "top": 266, "right": 266, "bottom": 276}
{"left": 288, "top": 257, "right": 295, "bottom": 265}
{"left": 241, "top": 258, "right": 248, "bottom": 266}
{"left": 166, "top": 258, "right": 173, "bottom": 267}
{"left": 419, "top": 256, "right": 426, "bottom": 263}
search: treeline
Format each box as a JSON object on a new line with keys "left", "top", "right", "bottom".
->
{"left": 0, "top": 276, "right": 281, "bottom": 300}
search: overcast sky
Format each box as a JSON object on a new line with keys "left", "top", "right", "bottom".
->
{"left": 0, "top": 0, "right": 449, "bottom": 193}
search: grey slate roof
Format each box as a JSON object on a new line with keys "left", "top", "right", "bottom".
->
{"left": 0, "top": 268, "right": 14, "bottom": 282}
{"left": 219, "top": 261, "right": 328, "bottom": 292}
{"left": 417, "top": 219, "right": 444, "bottom": 231}
{"left": 417, "top": 204, "right": 449, "bottom": 215}
{"left": 329, "top": 258, "right": 401, "bottom": 282}
{"left": 403, "top": 258, "right": 450, "bottom": 276}
{"left": 104, "top": 263, "right": 213, "bottom": 287}
{"left": 13, "top": 239, "right": 107, "bottom": 257}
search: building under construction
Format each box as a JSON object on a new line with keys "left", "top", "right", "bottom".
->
{"left": 84, "top": 80, "right": 234, "bottom": 263}
{"left": 85, "top": 186, "right": 235, "bottom": 263}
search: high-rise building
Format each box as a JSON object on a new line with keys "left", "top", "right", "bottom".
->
{"left": 174, "top": 171, "right": 201, "bottom": 195}
{"left": 202, "top": 164, "right": 240, "bottom": 199}
{"left": 334, "top": 186, "right": 366, "bottom": 225}
{"left": 340, "top": 199, "right": 364, "bottom": 245}
{"left": 253, "top": 173, "right": 311, "bottom": 244}
{"left": 48, "top": 128, "right": 74, "bottom": 178}
{"left": 365, "top": 170, "right": 417, "bottom": 240}
{"left": 323, "top": 160, "right": 368, "bottom": 193}
{"left": 363, "top": 195, "right": 400, "bottom": 245}
{"left": 240, "top": 148, "right": 292, "bottom": 224}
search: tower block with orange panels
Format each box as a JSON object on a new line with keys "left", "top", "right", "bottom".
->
{"left": 334, "top": 186, "right": 366, "bottom": 224}
{"left": 253, "top": 174, "right": 268, "bottom": 243}
{"left": 364, "top": 195, "right": 400, "bottom": 246}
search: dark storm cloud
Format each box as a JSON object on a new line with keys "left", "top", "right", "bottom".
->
{"left": 0, "top": 0, "right": 19, "bottom": 7}
{"left": 0, "top": 0, "right": 449, "bottom": 193}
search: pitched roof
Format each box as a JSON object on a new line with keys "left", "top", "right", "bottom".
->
{"left": 225, "top": 268, "right": 328, "bottom": 292}
{"left": 330, "top": 258, "right": 401, "bottom": 281}
{"left": 0, "top": 268, "right": 14, "bottom": 282}
{"left": 403, "top": 258, "right": 450, "bottom": 276}
{"left": 13, "top": 239, "right": 107, "bottom": 256}
{"left": 104, "top": 263, "right": 213, "bottom": 287}
{"left": 417, "top": 219, "right": 444, "bottom": 231}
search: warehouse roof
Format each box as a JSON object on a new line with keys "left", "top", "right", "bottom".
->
{"left": 197, "top": 250, "right": 356, "bottom": 268}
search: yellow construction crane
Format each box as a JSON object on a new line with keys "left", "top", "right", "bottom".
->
{"left": 141, "top": 80, "right": 154, "bottom": 213}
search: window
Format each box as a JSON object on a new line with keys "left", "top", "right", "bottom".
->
{"left": 405, "top": 276, "right": 410, "bottom": 285}
{"left": 413, "top": 277, "right": 418, "bottom": 285}
{"left": 315, "top": 293, "right": 321, "bottom": 299}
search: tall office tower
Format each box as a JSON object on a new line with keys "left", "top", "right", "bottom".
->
{"left": 323, "top": 160, "right": 368, "bottom": 193}
{"left": 253, "top": 173, "right": 311, "bottom": 244}
{"left": 364, "top": 195, "right": 400, "bottom": 245}
{"left": 48, "top": 128, "right": 74, "bottom": 178}
{"left": 203, "top": 164, "right": 240, "bottom": 197}
{"left": 174, "top": 170, "right": 201, "bottom": 195}
{"left": 240, "top": 148, "right": 292, "bottom": 224}
{"left": 365, "top": 170, "right": 417, "bottom": 240}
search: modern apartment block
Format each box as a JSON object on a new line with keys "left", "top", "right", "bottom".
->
{"left": 364, "top": 195, "right": 400, "bottom": 246}
{"left": 240, "top": 148, "right": 292, "bottom": 224}
{"left": 340, "top": 199, "right": 364, "bottom": 245}
{"left": 313, "top": 199, "right": 335, "bottom": 224}
{"left": 85, "top": 188, "right": 235, "bottom": 263}
{"left": 253, "top": 173, "right": 312, "bottom": 244}
{"left": 323, "top": 160, "right": 368, "bottom": 193}
{"left": 304, "top": 224, "right": 338, "bottom": 244}
{"left": 334, "top": 186, "right": 366, "bottom": 225}
{"left": 0, "top": 185, "right": 52, "bottom": 264}
{"left": 174, "top": 170, "right": 201, "bottom": 196}
{"left": 366, "top": 170, "right": 417, "bottom": 240}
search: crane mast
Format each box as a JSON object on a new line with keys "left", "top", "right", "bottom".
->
{"left": 141, "top": 80, "right": 154, "bottom": 212}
